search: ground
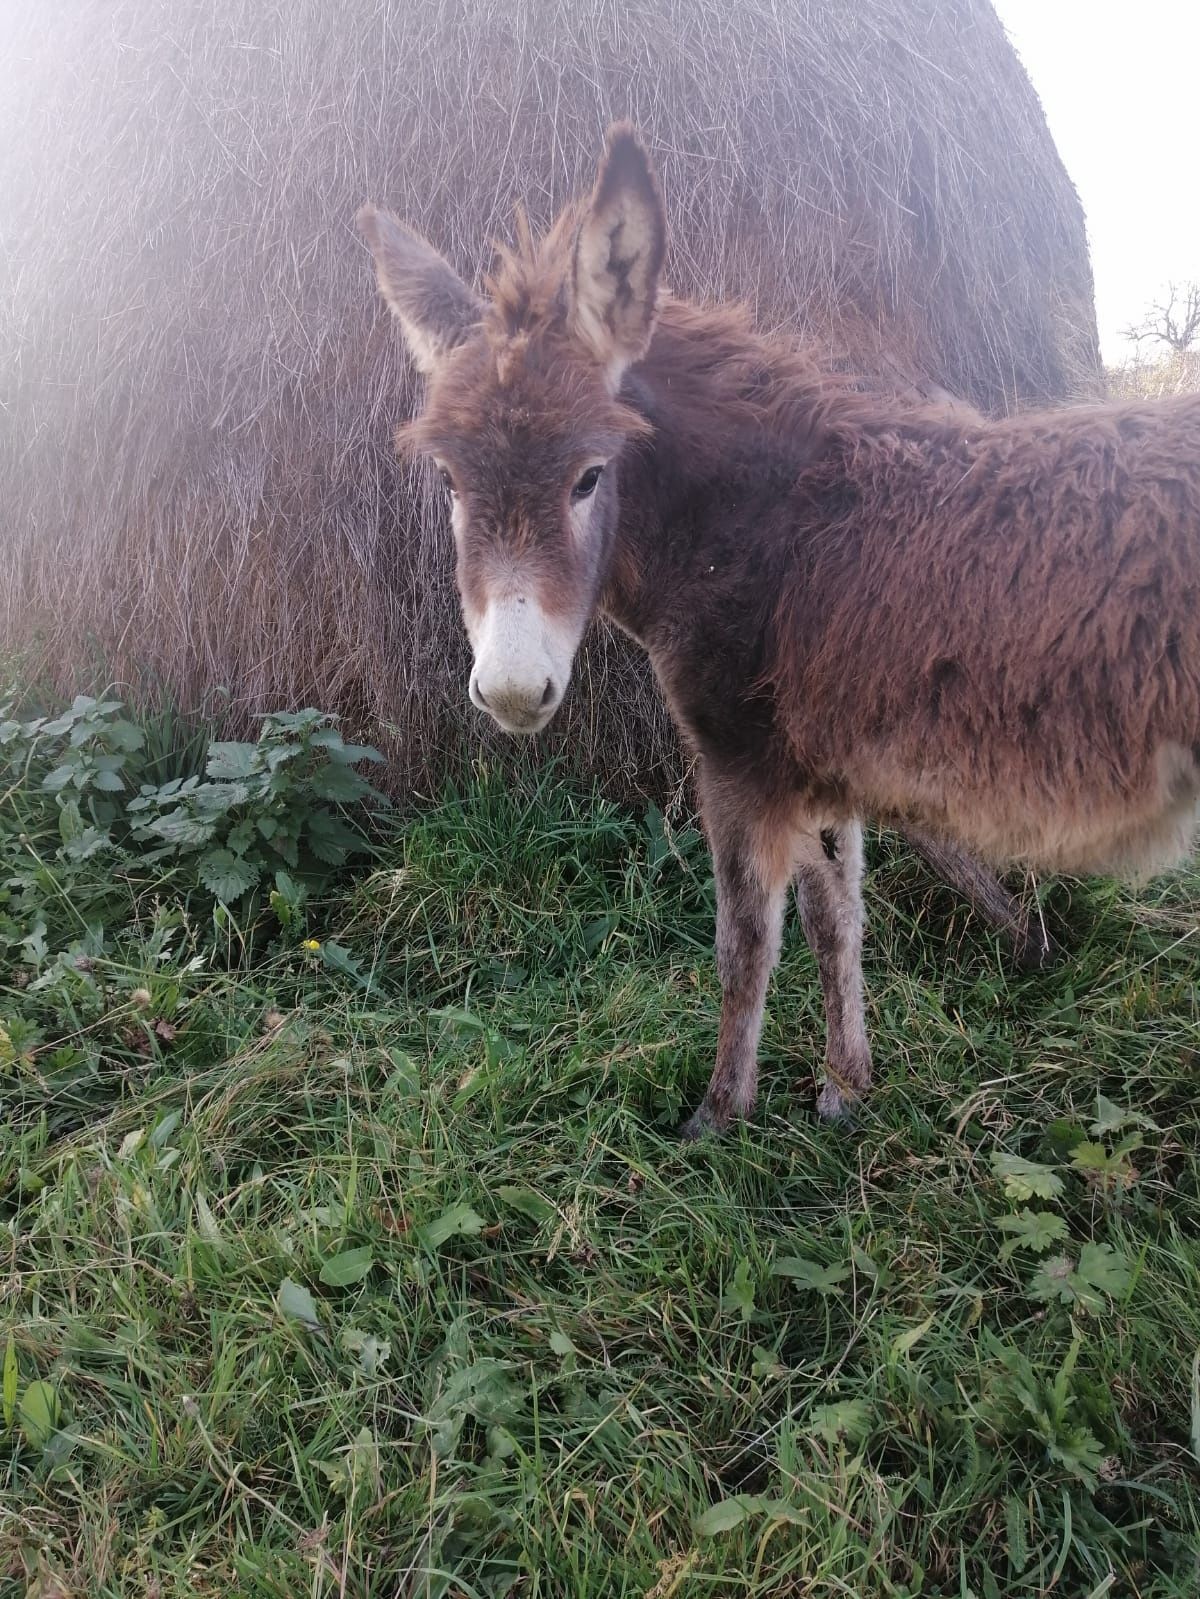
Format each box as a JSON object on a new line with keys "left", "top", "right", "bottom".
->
{"left": 3, "top": 762, "right": 1199, "bottom": 1597}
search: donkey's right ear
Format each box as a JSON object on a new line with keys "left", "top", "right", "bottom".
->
{"left": 357, "top": 205, "right": 482, "bottom": 375}
{"left": 569, "top": 125, "right": 666, "bottom": 389}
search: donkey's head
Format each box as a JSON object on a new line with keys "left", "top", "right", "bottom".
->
{"left": 359, "top": 126, "right": 665, "bottom": 734}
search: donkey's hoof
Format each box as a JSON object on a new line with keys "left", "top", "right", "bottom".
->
{"left": 816, "top": 1080, "right": 857, "bottom": 1123}
{"left": 678, "top": 1102, "right": 727, "bottom": 1141}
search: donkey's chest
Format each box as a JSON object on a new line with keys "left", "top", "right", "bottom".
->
{"left": 643, "top": 600, "right": 779, "bottom": 770}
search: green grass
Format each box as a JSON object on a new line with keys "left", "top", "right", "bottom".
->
{"left": 3, "top": 770, "right": 1200, "bottom": 1596}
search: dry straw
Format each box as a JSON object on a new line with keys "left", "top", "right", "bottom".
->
{"left": 0, "top": 0, "right": 1100, "bottom": 796}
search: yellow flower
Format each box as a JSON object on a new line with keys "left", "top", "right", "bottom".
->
{"left": 301, "top": 939, "right": 321, "bottom": 952}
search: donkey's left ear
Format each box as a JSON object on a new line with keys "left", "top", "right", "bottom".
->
{"left": 569, "top": 125, "right": 666, "bottom": 387}
{"left": 357, "top": 205, "right": 482, "bottom": 376}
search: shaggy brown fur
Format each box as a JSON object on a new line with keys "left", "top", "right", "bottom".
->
{"left": 361, "top": 127, "right": 1194, "bottom": 1133}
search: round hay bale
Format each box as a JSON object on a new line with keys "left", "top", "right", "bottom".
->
{"left": 0, "top": 0, "right": 1100, "bottom": 795}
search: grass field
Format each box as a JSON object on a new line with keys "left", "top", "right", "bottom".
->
{"left": 3, "top": 729, "right": 1200, "bottom": 1596}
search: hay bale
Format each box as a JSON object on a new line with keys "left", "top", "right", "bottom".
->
{"left": 0, "top": 0, "right": 1100, "bottom": 795}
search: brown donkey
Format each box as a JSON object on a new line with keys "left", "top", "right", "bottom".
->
{"left": 359, "top": 127, "right": 1200, "bottom": 1134}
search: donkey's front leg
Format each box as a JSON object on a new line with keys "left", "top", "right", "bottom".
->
{"left": 680, "top": 785, "right": 793, "bottom": 1138}
{"left": 794, "top": 820, "right": 873, "bottom": 1121}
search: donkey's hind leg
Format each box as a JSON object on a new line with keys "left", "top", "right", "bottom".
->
{"left": 794, "top": 820, "right": 874, "bottom": 1121}
{"left": 679, "top": 773, "right": 794, "bottom": 1139}
{"left": 898, "top": 825, "right": 1054, "bottom": 971}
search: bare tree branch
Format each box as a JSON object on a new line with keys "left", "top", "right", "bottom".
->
{"left": 1123, "top": 281, "right": 1200, "bottom": 353}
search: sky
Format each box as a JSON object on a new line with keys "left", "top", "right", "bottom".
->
{"left": 992, "top": 0, "right": 1200, "bottom": 364}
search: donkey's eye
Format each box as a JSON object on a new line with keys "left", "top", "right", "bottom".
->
{"left": 571, "top": 465, "right": 604, "bottom": 501}
{"left": 437, "top": 466, "right": 457, "bottom": 498}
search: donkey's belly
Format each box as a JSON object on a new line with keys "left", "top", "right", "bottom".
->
{"left": 861, "top": 741, "right": 1200, "bottom": 880}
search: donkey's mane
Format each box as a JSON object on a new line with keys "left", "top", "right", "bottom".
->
{"left": 635, "top": 300, "right": 925, "bottom": 463}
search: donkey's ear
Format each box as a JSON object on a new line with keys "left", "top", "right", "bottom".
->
{"left": 357, "top": 205, "right": 482, "bottom": 376}
{"left": 569, "top": 125, "right": 666, "bottom": 386}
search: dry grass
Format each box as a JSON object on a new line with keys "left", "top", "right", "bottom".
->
{"left": 0, "top": 0, "right": 1101, "bottom": 796}
{"left": 1107, "top": 349, "right": 1200, "bottom": 401}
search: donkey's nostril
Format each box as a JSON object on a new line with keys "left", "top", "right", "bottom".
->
{"left": 474, "top": 683, "right": 490, "bottom": 710}
{"left": 540, "top": 678, "right": 557, "bottom": 709}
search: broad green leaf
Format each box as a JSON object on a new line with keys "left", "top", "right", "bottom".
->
{"left": 335, "top": 742, "right": 385, "bottom": 765}
{"left": 1076, "top": 1241, "right": 1131, "bottom": 1298}
{"left": 308, "top": 762, "right": 373, "bottom": 802}
{"left": 270, "top": 831, "right": 301, "bottom": 868}
{"left": 1092, "top": 1094, "right": 1158, "bottom": 1136}
{"left": 226, "top": 818, "right": 256, "bottom": 854}
{"left": 277, "top": 1276, "right": 322, "bottom": 1330}
{"left": 808, "top": 1398, "right": 872, "bottom": 1446}
{"left": 1029, "top": 1244, "right": 1129, "bottom": 1312}
{"left": 272, "top": 869, "right": 305, "bottom": 909}
{"left": 417, "top": 1203, "right": 486, "bottom": 1251}
{"left": 1070, "top": 1140, "right": 1114, "bottom": 1169}
{"left": 18, "top": 1381, "right": 61, "bottom": 1450}
{"left": 341, "top": 1327, "right": 392, "bottom": 1377}
{"left": 3, "top": 1336, "right": 16, "bottom": 1430}
{"left": 264, "top": 740, "right": 304, "bottom": 769}
{"left": 319, "top": 1247, "right": 375, "bottom": 1288}
{"left": 320, "top": 942, "right": 367, "bottom": 984}
{"left": 62, "top": 825, "right": 110, "bottom": 862}
{"left": 771, "top": 1256, "right": 850, "bottom": 1294}
{"left": 891, "top": 1313, "right": 936, "bottom": 1357}
{"left": 991, "top": 1152, "right": 1064, "bottom": 1202}
{"left": 148, "top": 812, "right": 217, "bottom": 847}
{"left": 315, "top": 1457, "right": 349, "bottom": 1494}
{"left": 751, "top": 1345, "right": 787, "bottom": 1379}
{"left": 21, "top": 923, "right": 48, "bottom": 967}
{"left": 57, "top": 798, "right": 83, "bottom": 843}
{"left": 206, "top": 741, "right": 259, "bottom": 780}
{"left": 496, "top": 1186, "right": 555, "bottom": 1224}
{"left": 430, "top": 1006, "right": 489, "bottom": 1033}
{"left": 106, "top": 719, "right": 145, "bottom": 752}
{"left": 90, "top": 768, "right": 125, "bottom": 792}
{"left": 996, "top": 1209, "right": 1069, "bottom": 1260}
{"left": 694, "top": 1498, "right": 750, "bottom": 1536}
{"left": 117, "top": 1128, "right": 146, "bottom": 1160}
{"left": 582, "top": 914, "right": 619, "bottom": 955}
{"left": 488, "top": 1424, "right": 518, "bottom": 1461}
{"left": 1046, "top": 1423, "right": 1106, "bottom": 1486}
{"left": 1070, "top": 1140, "right": 1139, "bottom": 1188}
{"left": 721, "top": 1257, "right": 756, "bottom": 1322}
{"left": 41, "top": 764, "right": 76, "bottom": 792}
{"left": 1029, "top": 1256, "right": 1082, "bottom": 1306}
{"left": 199, "top": 848, "right": 260, "bottom": 903}
{"left": 307, "top": 808, "right": 368, "bottom": 864}
{"left": 149, "top": 1110, "right": 181, "bottom": 1150}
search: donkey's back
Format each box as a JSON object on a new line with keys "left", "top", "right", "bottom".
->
{"left": 775, "top": 390, "right": 1200, "bottom": 877}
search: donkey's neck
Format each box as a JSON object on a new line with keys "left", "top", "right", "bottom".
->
{"left": 600, "top": 309, "right": 818, "bottom": 646}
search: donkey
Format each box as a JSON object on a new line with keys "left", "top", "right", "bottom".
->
{"left": 358, "top": 126, "right": 1200, "bottom": 1134}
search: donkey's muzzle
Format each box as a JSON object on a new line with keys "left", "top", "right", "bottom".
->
{"left": 465, "top": 590, "right": 577, "bottom": 734}
{"left": 469, "top": 668, "right": 562, "bottom": 735}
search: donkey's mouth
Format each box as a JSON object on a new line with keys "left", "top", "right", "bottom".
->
{"left": 488, "top": 710, "right": 555, "bottom": 736}
{"left": 469, "top": 668, "right": 563, "bottom": 735}
{"left": 477, "top": 696, "right": 561, "bottom": 736}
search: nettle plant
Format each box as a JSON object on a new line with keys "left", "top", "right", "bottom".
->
{"left": 126, "top": 709, "right": 388, "bottom": 903}
{"left": 1, "top": 698, "right": 387, "bottom": 930}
